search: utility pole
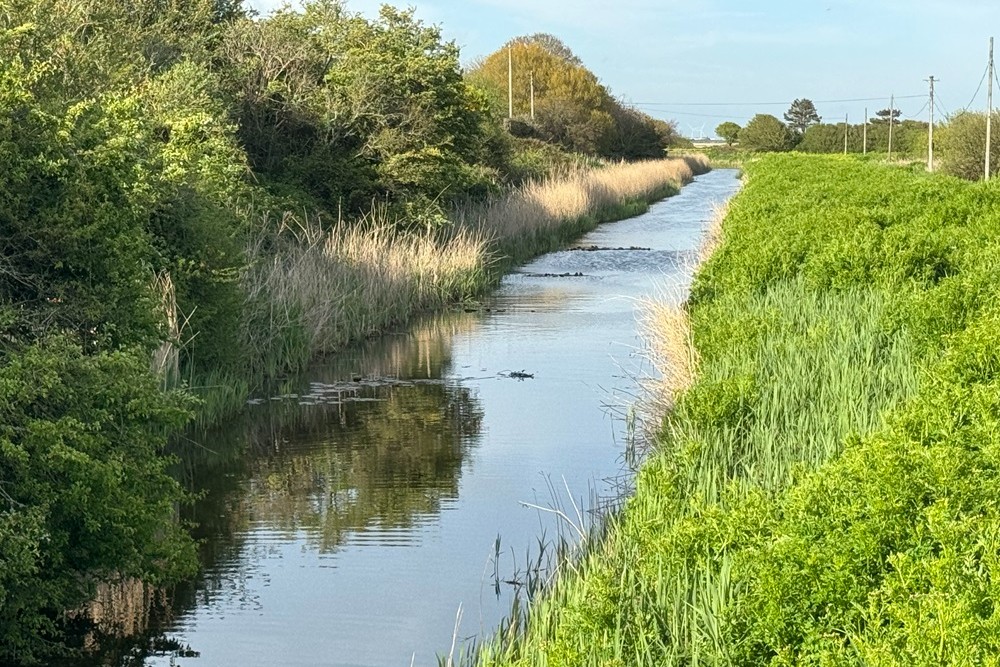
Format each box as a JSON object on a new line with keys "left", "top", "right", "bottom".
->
{"left": 844, "top": 113, "right": 849, "bottom": 155}
{"left": 987, "top": 37, "right": 994, "bottom": 180}
{"left": 530, "top": 71, "right": 535, "bottom": 120}
{"left": 888, "top": 94, "right": 895, "bottom": 160}
{"left": 927, "top": 76, "right": 936, "bottom": 172}
{"left": 863, "top": 107, "right": 868, "bottom": 155}
{"left": 507, "top": 45, "right": 513, "bottom": 119}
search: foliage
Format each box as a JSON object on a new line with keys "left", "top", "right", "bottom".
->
{"left": 738, "top": 114, "right": 795, "bottom": 152}
{"left": 476, "top": 155, "right": 1000, "bottom": 666}
{"left": 0, "top": 62, "right": 159, "bottom": 349}
{"left": 794, "top": 119, "right": 928, "bottom": 157}
{"left": 216, "top": 1, "right": 499, "bottom": 213}
{"left": 466, "top": 35, "right": 674, "bottom": 159}
{"left": 0, "top": 338, "right": 197, "bottom": 663}
{"left": 715, "top": 121, "right": 741, "bottom": 146}
{"left": 783, "top": 97, "right": 821, "bottom": 134}
{"left": 872, "top": 107, "right": 902, "bottom": 125}
{"left": 938, "top": 110, "right": 1000, "bottom": 180}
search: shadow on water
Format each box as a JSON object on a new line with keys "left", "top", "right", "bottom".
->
{"left": 71, "top": 311, "right": 485, "bottom": 665}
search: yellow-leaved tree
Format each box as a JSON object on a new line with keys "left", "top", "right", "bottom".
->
{"left": 467, "top": 34, "right": 677, "bottom": 159}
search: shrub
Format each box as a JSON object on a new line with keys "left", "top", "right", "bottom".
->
{"left": 939, "top": 110, "right": 1000, "bottom": 180}
{"left": 738, "top": 114, "right": 795, "bottom": 152}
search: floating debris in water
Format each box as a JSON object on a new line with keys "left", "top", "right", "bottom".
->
{"left": 499, "top": 370, "right": 534, "bottom": 380}
{"left": 246, "top": 375, "right": 457, "bottom": 408}
{"left": 523, "top": 272, "right": 586, "bottom": 278}
{"left": 569, "top": 245, "right": 651, "bottom": 252}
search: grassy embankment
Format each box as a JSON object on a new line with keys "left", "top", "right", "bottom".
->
{"left": 476, "top": 154, "right": 1000, "bottom": 665}
{"left": 193, "top": 156, "right": 709, "bottom": 423}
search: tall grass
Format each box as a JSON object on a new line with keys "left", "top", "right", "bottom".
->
{"left": 476, "top": 154, "right": 1000, "bottom": 666}
{"left": 240, "top": 212, "right": 492, "bottom": 379}
{"left": 476, "top": 284, "right": 919, "bottom": 666}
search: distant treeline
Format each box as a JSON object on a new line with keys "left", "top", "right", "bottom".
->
{"left": 714, "top": 108, "right": 1000, "bottom": 181}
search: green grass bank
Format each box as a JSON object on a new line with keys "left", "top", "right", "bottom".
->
{"left": 476, "top": 154, "right": 1000, "bottom": 666}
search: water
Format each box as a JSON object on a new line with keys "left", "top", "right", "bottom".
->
{"left": 93, "top": 169, "right": 741, "bottom": 666}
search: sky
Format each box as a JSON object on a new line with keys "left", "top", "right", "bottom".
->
{"left": 246, "top": 0, "right": 1000, "bottom": 139}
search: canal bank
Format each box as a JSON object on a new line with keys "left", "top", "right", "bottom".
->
{"left": 83, "top": 169, "right": 742, "bottom": 666}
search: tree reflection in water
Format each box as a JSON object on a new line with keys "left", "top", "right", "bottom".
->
{"left": 76, "top": 311, "right": 484, "bottom": 664}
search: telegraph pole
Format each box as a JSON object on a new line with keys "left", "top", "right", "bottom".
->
{"left": 844, "top": 113, "right": 849, "bottom": 154}
{"left": 888, "top": 94, "right": 895, "bottom": 160}
{"left": 863, "top": 107, "right": 868, "bottom": 155}
{"left": 530, "top": 71, "right": 535, "bottom": 120}
{"left": 507, "top": 45, "right": 513, "bottom": 119}
{"left": 927, "top": 76, "right": 936, "bottom": 172}
{"left": 987, "top": 38, "right": 994, "bottom": 180}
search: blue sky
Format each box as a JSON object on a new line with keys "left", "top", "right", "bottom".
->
{"left": 246, "top": 0, "right": 1000, "bottom": 138}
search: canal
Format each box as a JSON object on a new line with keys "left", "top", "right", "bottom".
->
{"left": 104, "top": 168, "right": 740, "bottom": 666}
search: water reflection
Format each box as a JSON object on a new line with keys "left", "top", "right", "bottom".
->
{"left": 74, "top": 170, "right": 744, "bottom": 666}
{"left": 81, "top": 312, "right": 485, "bottom": 664}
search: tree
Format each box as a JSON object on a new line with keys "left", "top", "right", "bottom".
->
{"left": 0, "top": 338, "right": 197, "bottom": 661}
{"left": 871, "top": 109, "right": 902, "bottom": 125}
{"left": 784, "top": 98, "right": 821, "bottom": 134}
{"left": 216, "top": 1, "right": 497, "bottom": 210}
{"left": 739, "top": 114, "right": 795, "bottom": 152}
{"left": 467, "top": 37, "right": 672, "bottom": 159}
{"left": 510, "top": 33, "right": 582, "bottom": 65}
{"left": 716, "top": 121, "right": 741, "bottom": 146}
{"left": 871, "top": 107, "right": 902, "bottom": 125}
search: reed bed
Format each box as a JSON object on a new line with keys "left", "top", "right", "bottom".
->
{"left": 239, "top": 212, "right": 491, "bottom": 380}
{"left": 457, "top": 156, "right": 709, "bottom": 263}
{"left": 234, "top": 157, "right": 708, "bottom": 385}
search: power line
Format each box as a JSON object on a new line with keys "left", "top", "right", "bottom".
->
{"left": 633, "top": 94, "right": 924, "bottom": 107}
{"left": 963, "top": 64, "right": 989, "bottom": 111}
{"left": 903, "top": 100, "right": 929, "bottom": 119}
{"left": 633, "top": 106, "right": 744, "bottom": 119}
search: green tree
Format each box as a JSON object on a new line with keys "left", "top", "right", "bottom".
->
{"left": 871, "top": 107, "right": 902, "bottom": 125}
{"left": 784, "top": 98, "right": 821, "bottom": 134}
{"left": 739, "top": 114, "right": 795, "bottom": 152}
{"left": 716, "top": 121, "right": 741, "bottom": 146}
{"left": 216, "top": 1, "right": 497, "bottom": 212}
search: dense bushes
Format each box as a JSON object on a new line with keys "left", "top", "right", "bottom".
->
{"left": 797, "top": 119, "right": 928, "bottom": 157}
{"left": 0, "top": 338, "right": 196, "bottom": 662}
{"left": 938, "top": 110, "right": 1000, "bottom": 180}
{"left": 738, "top": 114, "right": 795, "bottom": 152}
{"left": 478, "top": 155, "right": 1000, "bottom": 666}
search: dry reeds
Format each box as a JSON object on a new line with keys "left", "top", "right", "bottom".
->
{"left": 636, "top": 295, "right": 699, "bottom": 438}
{"left": 458, "top": 156, "right": 710, "bottom": 245}
{"left": 635, "top": 193, "right": 725, "bottom": 443}
{"left": 241, "top": 209, "right": 492, "bottom": 377}
{"left": 150, "top": 271, "right": 181, "bottom": 388}
{"left": 240, "top": 156, "right": 709, "bottom": 379}
{"left": 699, "top": 201, "right": 729, "bottom": 264}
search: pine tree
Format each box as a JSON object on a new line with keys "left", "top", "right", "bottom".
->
{"left": 784, "top": 98, "right": 822, "bottom": 134}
